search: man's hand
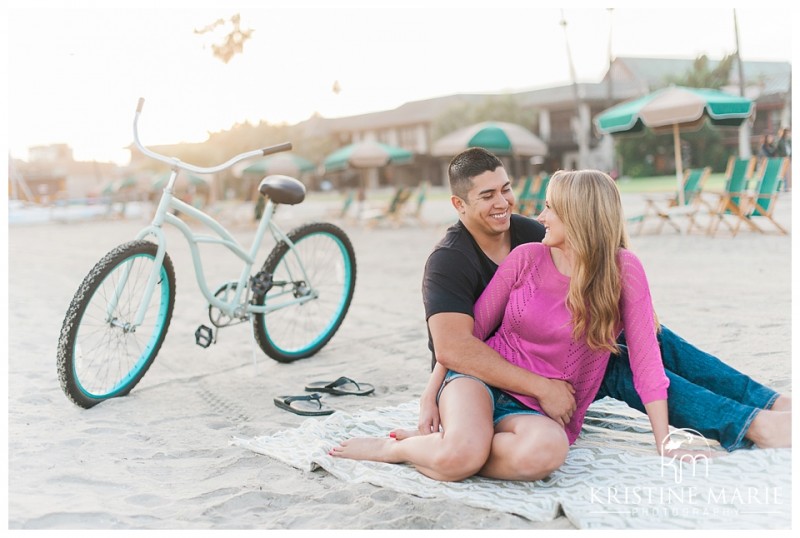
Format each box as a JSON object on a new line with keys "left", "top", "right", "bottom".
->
{"left": 537, "top": 378, "right": 576, "bottom": 428}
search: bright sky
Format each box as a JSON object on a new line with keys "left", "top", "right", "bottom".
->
{"left": 5, "top": 1, "right": 794, "bottom": 164}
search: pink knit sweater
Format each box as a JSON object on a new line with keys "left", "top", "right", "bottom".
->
{"left": 473, "top": 243, "right": 669, "bottom": 444}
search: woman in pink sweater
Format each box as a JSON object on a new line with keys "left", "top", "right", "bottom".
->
{"left": 331, "top": 169, "right": 671, "bottom": 479}
{"left": 471, "top": 169, "right": 669, "bottom": 446}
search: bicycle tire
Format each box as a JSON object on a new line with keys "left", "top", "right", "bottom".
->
{"left": 252, "top": 222, "right": 356, "bottom": 362}
{"left": 57, "top": 240, "right": 176, "bottom": 408}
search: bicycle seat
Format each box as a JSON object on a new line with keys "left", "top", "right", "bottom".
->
{"left": 259, "top": 175, "right": 307, "bottom": 205}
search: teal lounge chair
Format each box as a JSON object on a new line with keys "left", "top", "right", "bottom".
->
{"left": 406, "top": 181, "right": 429, "bottom": 225}
{"left": 362, "top": 186, "right": 413, "bottom": 228}
{"left": 709, "top": 157, "right": 789, "bottom": 236}
{"left": 634, "top": 167, "right": 711, "bottom": 234}
{"left": 515, "top": 176, "right": 536, "bottom": 215}
{"left": 706, "top": 157, "right": 756, "bottom": 236}
{"left": 708, "top": 157, "right": 789, "bottom": 236}
{"left": 747, "top": 157, "right": 789, "bottom": 234}
{"left": 517, "top": 174, "right": 550, "bottom": 217}
{"left": 328, "top": 189, "right": 356, "bottom": 221}
{"left": 531, "top": 174, "right": 551, "bottom": 216}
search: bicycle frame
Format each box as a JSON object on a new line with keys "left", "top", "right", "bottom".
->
{"left": 108, "top": 99, "right": 313, "bottom": 330}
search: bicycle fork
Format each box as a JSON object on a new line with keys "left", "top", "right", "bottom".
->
{"left": 105, "top": 227, "right": 169, "bottom": 331}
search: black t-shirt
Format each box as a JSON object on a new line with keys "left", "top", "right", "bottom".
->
{"left": 422, "top": 214, "right": 546, "bottom": 369}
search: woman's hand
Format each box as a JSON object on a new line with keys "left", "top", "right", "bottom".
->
{"left": 417, "top": 388, "right": 441, "bottom": 435}
{"left": 388, "top": 389, "right": 441, "bottom": 441}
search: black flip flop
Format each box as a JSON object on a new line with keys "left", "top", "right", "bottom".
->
{"left": 304, "top": 376, "right": 375, "bottom": 396}
{"left": 273, "top": 393, "right": 334, "bottom": 416}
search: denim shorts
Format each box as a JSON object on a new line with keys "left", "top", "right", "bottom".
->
{"left": 437, "top": 370, "right": 543, "bottom": 425}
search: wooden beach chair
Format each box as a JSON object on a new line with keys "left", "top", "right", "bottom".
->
{"left": 338, "top": 189, "right": 356, "bottom": 219}
{"left": 633, "top": 167, "right": 711, "bottom": 234}
{"left": 361, "top": 186, "right": 412, "bottom": 227}
{"left": 516, "top": 174, "right": 550, "bottom": 217}
{"left": 529, "top": 174, "right": 550, "bottom": 217}
{"left": 704, "top": 157, "right": 755, "bottom": 236}
{"left": 515, "top": 176, "right": 536, "bottom": 215}
{"left": 403, "top": 181, "right": 429, "bottom": 226}
{"left": 746, "top": 157, "right": 790, "bottom": 234}
{"left": 326, "top": 189, "right": 357, "bottom": 223}
{"left": 708, "top": 157, "right": 788, "bottom": 236}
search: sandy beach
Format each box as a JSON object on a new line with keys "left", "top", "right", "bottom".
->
{"left": 6, "top": 190, "right": 793, "bottom": 529}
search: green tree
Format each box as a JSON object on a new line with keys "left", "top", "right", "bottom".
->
{"left": 665, "top": 54, "right": 734, "bottom": 89}
{"left": 195, "top": 13, "right": 254, "bottom": 64}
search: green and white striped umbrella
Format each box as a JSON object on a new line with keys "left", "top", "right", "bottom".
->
{"left": 323, "top": 141, "right": 413, "bottom": 172}
{"left": 595, "top": 86, "right": 753, "bottom": 204}
{"left": 595, "top": 86, "right": 753, "bottom": 135}
{"left": 432, "top": 121, "right": 548, "bottom": 157}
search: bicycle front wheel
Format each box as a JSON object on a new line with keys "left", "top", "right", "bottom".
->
{"left": 252, "top": 222, "right": 356, "bottom": 362}
{"left": 57, "top": 240, "right": 176, "bottom": 408}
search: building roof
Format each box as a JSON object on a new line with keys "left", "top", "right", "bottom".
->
{"left": 297, "top": 56, "right": 790, "bottom": 137}
{"left": 315, "top": 93, "right": 489, "bottom": 133}
{"left": 515, "top": 80, "right": 644, "bottom": 109}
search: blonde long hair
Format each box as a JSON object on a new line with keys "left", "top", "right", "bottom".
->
{"left": 547, "top": 170, "right": 629, "bottom": 353}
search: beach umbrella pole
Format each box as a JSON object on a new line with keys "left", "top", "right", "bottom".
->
{"left": 357, "top": 171, "right": 367, "bottom": 218}
{"left": 673, "top": 124, "right": 685, "bottom": 206}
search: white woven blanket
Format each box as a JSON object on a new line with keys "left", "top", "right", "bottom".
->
{"left": 233, "top": 398, "right": 791, "bottom": 529}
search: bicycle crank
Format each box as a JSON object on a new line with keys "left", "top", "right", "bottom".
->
{"left": 208, "top": 282, "right": 248, "bottom": 328}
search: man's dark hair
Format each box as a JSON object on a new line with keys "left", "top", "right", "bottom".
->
{"left": 447, "top": 147, "right": 504, "bottom": 200}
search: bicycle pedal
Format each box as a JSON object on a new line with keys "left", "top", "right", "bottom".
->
{"left": 250, "top": 271, "right": 273, "bottom": 298}
{"left": 195, "top": 325, "right": 215, "bottom": 348}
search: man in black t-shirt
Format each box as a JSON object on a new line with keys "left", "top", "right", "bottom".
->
{"left": 331, "top": 149, "right": 790, "bottom": 482}
{"left": 423, "top": 213, "right": 544, "bottom": 371}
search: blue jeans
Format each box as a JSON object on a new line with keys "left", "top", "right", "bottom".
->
{"left": 595, "top": 325, "right": 779, "bottom": 451}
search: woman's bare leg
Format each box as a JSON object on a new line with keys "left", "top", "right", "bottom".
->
{"left": 330, "top": 377, "right": 495, "bottom": 482}
{"left": 478, "top": 414, "right": 569, "bottom": 481}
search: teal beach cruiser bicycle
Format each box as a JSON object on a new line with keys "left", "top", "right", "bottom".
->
{"left": 57, "top": 99, "right": 357, "bottom": 408}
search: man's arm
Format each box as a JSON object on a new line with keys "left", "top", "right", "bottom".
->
{"left": 429, "top": 312, "right": 576, "bottom": 427}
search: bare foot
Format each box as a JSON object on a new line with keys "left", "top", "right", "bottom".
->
{"left": 390, "top": 428, "right": 423, "bottom": 441}
{"left": 746, "top": 409, "right": 792, "bottom": 448}
{"left": 770, "top": 394, "right": 792, "bottom": 412}
{"left": 329, "top": 437, "right": 403, "bottom": 463}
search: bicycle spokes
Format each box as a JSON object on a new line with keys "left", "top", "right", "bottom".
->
{"left": 252, "top": 222, "right": 356, "bottom": 362}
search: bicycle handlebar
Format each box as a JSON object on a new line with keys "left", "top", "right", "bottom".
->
{"left": 262, "top": 142, "right": 293, "bottom": 156}
{"left": 133, "top": 98, "right": 292, "bottom": 174}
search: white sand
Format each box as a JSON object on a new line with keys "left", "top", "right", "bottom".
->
{"left": 6, "top": 191, "right": 793, "bottom": 529}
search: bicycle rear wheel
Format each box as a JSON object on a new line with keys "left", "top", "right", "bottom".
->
{"left": 252, "top": 222, "right": 356, "bottom": 362}
{"left": 57, "top": 240, "right": 176, "bottom": 408}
